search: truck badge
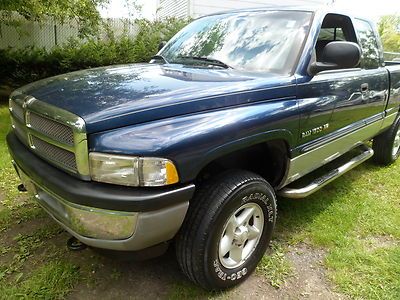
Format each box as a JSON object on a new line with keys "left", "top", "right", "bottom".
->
{"left": 301, "top": 123, "right": 330, "bottom": 138}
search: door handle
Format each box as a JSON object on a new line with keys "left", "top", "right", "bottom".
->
{"left": 361, "top": 83, "right": 370, "bottom": 100}
{"left": 361, "top": 83, "right": 369, "bottom": 93}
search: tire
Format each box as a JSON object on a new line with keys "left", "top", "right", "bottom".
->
{"left": 373, "top": 116, "right": 400, "bottom": 165}
{"left": 175, "top": 170, "right": 277, "bottom": 291}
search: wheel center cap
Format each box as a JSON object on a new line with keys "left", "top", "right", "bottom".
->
{"left": 234, "top": 226, "right": 249, "bottom": 246}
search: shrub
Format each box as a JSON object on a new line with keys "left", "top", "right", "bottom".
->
{"left": 0, "top": 17, "right": 190, "bottom": 87}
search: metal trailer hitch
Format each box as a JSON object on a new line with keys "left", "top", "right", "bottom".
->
{"left": 67, "top": 236, "right": 87, "bottom": 251}
{"left": 17, "top": 184, "right": 27, "bottom": 192}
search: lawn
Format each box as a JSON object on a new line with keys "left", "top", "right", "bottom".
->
{"left": 0, "top": 103, "right": 399, "bottom": 299}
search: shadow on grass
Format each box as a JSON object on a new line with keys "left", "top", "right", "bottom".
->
{"left": 70, "top": 162, "right": 385, "bottom": 299}
{"left": 67, "top": 244, "right": 214, "bottom": 299}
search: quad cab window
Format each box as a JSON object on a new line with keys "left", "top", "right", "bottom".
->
{"left": 354, "top": 19, "right": 381, "bottom": 69}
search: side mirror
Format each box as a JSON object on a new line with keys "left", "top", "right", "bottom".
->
{"left": 158, "top": 41, "right": 167, "bottom": 51}
{"left": 309, "top": 41, "right": 361, "bottom": 75}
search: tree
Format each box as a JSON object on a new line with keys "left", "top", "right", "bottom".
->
{"left": 0, "top": 0, "right": 139, "bottom": 37}
{"left": 378, "top": 15, "right": 400, "bottom": 53}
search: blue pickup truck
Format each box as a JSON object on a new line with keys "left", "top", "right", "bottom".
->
{"left": 6, "top": 3, "right": 400, "bottom": 290}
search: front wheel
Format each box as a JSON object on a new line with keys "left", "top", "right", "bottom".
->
{"left": 175, "top": 170, "right": 277, "bottom": 290}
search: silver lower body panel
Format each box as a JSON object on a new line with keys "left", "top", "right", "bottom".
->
{"left": 14, "top": 162, "right": 189, "bottom": 251}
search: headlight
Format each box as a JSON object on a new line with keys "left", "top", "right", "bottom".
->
{"left": 89, "top": 153, "right": 179, "bottom": 187}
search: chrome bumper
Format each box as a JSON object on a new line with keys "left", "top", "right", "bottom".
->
{"left": 13, "top": 161, "right": 189, "bottom": 251}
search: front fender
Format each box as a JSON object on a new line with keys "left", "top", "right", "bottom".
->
{"left": 89, "top": 99, "right": 299, "bottom": 183}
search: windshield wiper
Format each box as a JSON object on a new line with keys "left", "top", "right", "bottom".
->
{"left": 150, "top": 55, "right": 169, "bottom": 64}
{"left": 177, "top": 56, "right": 232, "bottom": 69}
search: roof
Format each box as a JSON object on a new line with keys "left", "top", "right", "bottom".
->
{"left": 202, "top": 0, "right": 330, "bottom": 16}
{"left": 197, "top": 1, "right": 373, "bottom": 23}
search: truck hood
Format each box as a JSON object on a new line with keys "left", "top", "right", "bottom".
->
{"left": 18, "top": 63, "right": 296, "bottom": 133}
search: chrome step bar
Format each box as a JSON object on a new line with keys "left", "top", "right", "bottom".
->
{"left": 278, "top": 145, "right": 374, "bottom": 199}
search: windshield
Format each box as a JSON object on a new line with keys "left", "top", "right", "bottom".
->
{"left": 159, "top": 11, "right": 312, "bottom": 74}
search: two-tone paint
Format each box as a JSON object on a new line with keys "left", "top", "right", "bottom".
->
{"left": 10, "top": 5, "right": 400, "bottom": 190}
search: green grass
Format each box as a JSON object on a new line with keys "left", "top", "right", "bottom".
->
{"left": 1, "top": 103, "right": 399, "bottom": 299}
{"left": 0, "top": 260, "right": 79, "bottom": 299}
{"left": 0, "top": 105, "right": 19, "bottom": 205}
{"left": 168, "top": 282, "right": 215, "bottom": 300}
{"left": 276, "top": 160, "right": 400, "bottom": 299}
{"left": 0, "top": 106, "right": 43, "bottom": 231}
{"left": 257, "top": 242, "right": 293, "bottom": 288}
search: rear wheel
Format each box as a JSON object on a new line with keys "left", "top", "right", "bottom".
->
{"left": 373, "top": 116, "right": 400, "bottom": 165}
{"left": 175, "top": 170, "right": 277, "bottom": 290}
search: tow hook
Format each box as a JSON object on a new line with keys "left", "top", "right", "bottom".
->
{"left": 17, "top": 184, "right": 27, "bottom": 192}
{"left": 67, "top": 236, "right": 87, "bottom": 251}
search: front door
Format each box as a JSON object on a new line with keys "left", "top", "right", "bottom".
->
{"left": 329, "top": 18, "right": 388, "bottom": 132}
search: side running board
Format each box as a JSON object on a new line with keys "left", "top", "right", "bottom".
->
{"left": 278, "top": 145, "right": 374, "bottom": 199}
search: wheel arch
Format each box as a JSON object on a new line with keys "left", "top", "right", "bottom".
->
{"left": 194, "top": 134, "right": 292, "bottom": 188}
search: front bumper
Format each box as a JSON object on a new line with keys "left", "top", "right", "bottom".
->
{"left": 7, "top": 132, "right": 195, "bottom": 251}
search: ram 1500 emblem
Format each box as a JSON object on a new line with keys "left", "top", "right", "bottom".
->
{"left": 301, "top": 123, "right": 330, "bottom": 138}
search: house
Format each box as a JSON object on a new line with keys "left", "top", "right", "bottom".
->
{"left": 156, "top": 0, "right": 330, "bottom": 19}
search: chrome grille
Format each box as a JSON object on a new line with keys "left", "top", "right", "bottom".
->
{"left": 28, "top": 112, "right": 74, "bottom": 145}
{"left": 31, "top": 136, "right": 77, "bottom": 171}
{"left": 12, "top": 119, "right": 28, "bottom": 143}
{"left": 8, "top": 95, "right": 89, "bottom": 179}
{"left": 10, "top": 99, "right": 24, "bottom": 122}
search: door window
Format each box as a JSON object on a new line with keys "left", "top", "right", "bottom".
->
{"left": 354, "top": 19, "right": 380, "bottom": 69}
{"left": 318, "top": 27, "right": 346, "bottom": 41}
{"left": 315, "top": 14, "right": 358, "bottom": 62}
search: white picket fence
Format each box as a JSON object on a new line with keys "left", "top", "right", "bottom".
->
{"left": 0, "top": 16, "right": 138, "bottom": 50}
